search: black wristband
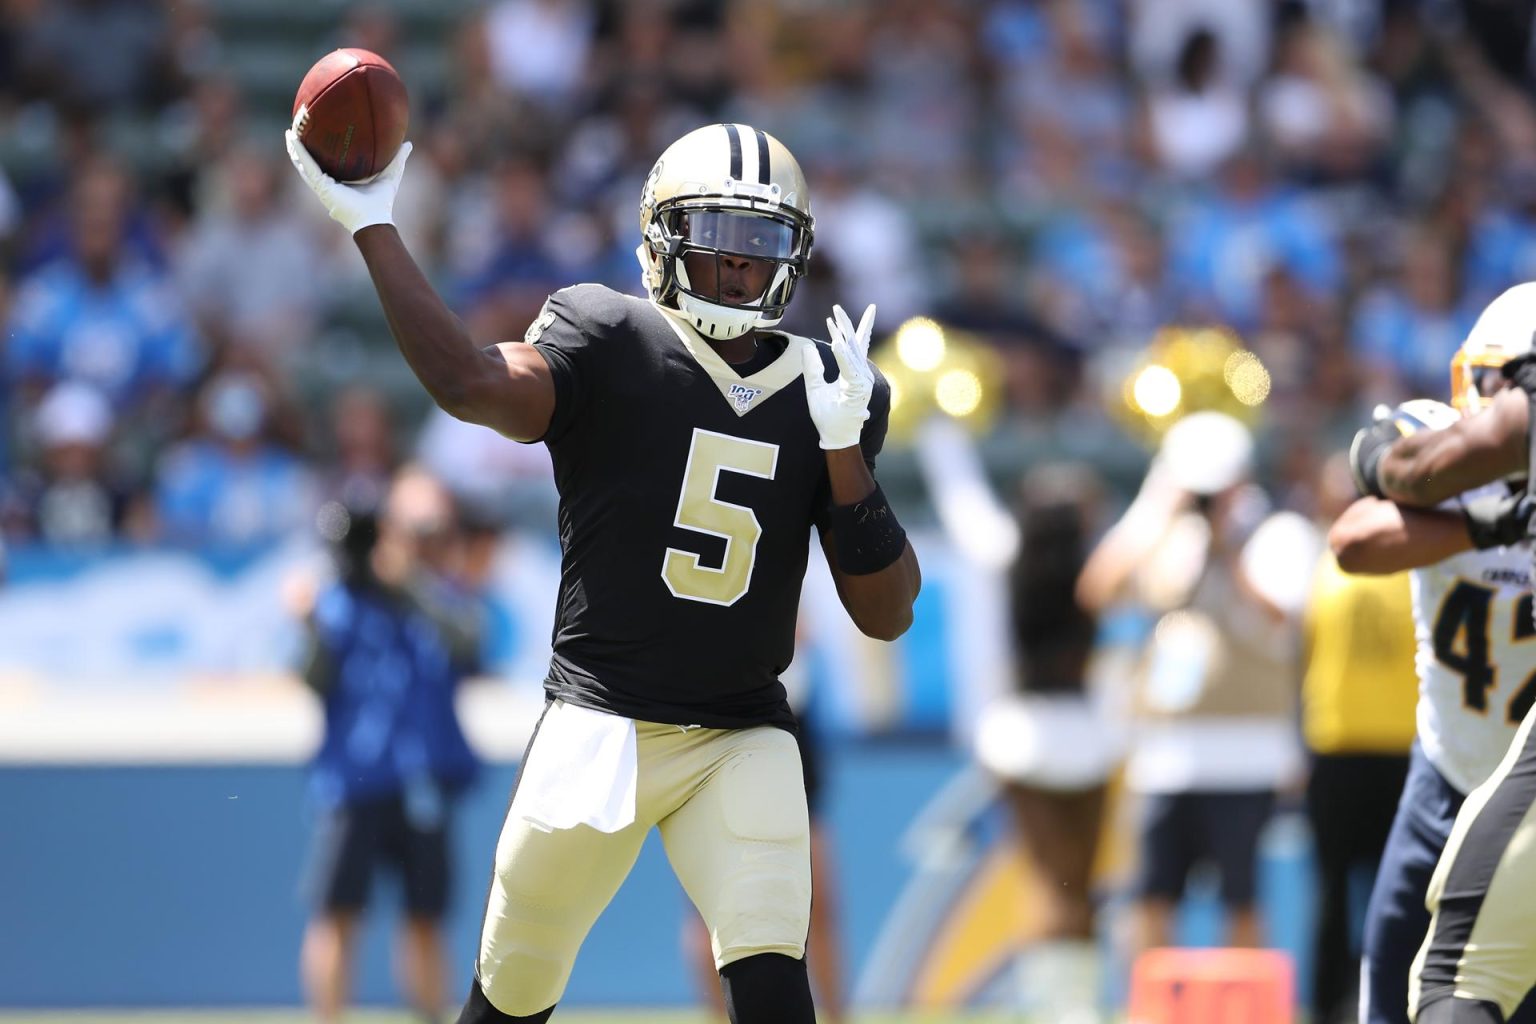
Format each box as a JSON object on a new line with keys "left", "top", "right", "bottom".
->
{"left": 830, "top": 483, "right": 907, "bottom": 575}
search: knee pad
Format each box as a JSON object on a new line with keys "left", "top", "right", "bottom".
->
{"left": 455, "top": 977, "right": 554, "bottom": 1024}
{"left": 719, "top": 952, "right": 815, "bottom": 1024}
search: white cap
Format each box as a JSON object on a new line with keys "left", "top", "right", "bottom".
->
{"left": 1159, "top": 410, "right": 1254, "bottom": 495}
{"left": 35, "top": 381, "right": 112, "bottom": 447}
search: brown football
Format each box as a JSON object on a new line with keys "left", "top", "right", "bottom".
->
{"left": 292, "top": 48, "right": 408, "bottom": 182}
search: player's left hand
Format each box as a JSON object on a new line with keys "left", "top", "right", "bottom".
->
{"left": 285, "top": 128, "right": 411, "bottom": 236}
{"left": 802, "top": 303, "right": 875, "bottom": 450}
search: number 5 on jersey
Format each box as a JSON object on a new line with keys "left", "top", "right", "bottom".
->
{"left": 662, "top": 428, "right": 779, "bottom": 606}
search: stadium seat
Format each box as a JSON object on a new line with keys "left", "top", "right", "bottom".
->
{"left": 1126, "top": 947, "right": 1295, "bottom": 1024}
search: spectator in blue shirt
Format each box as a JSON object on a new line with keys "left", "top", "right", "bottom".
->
{"left": 15, "top": 156, "right": 167, "bottom": 276}
{"left": 298, "top": 471, "right": 483, "bottom": 1024}
{"left": 1165, "top": 146, "right": 1343, "bottom": 332}
{"left": 1029, "top": 199, "right": 1179, "bottom": 350}
{"left": 1351, "top": 225, "right": 1482, "bottom": 403}
{"left": 1459, "top": 171, "right": 1536, "bottom": 308}
{"left": 152, "top": 370, "right": 317, "bottom": 548}
{"left": 5, "top": 160, "right": 199, "bottom": 420}
{"left": 448, "top": 155, "right": 566, "bottom": 345}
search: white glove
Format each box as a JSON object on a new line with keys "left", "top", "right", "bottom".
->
{"left": 284, "top": 128, "right": 411, "bottom": 236}
{"left": 801, "top": 303, "right": 876, "bottom": 450}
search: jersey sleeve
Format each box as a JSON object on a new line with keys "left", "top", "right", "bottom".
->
{"left": 524, "top": 287, "right": 598, "bottom": 445}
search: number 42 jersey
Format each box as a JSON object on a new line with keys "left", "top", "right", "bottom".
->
{"left": 1411, "top": 492, "right": 1536, "bottom": 795}
{"left": 520, "top": 283, "right": 890, "bottom": 732}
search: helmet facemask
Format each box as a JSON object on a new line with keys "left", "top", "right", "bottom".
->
{"left": 1451, "top": 347, "right": 1515, "bottom": 415}
{"left": 645, "top": 185, "right": 813, "bottom": 340}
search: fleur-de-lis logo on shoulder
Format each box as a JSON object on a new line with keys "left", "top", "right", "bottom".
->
{"left": 524, "top": 299, "right": 557, "bottom": 344}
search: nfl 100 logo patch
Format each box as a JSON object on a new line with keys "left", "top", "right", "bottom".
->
{"left": 728, "top": 383, "right": 762, "bottom": 412}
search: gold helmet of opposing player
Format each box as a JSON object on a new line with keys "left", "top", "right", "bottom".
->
{"left": 637, "top": 123, "right": 814, "bottom": 340}
{"left": 1452, "top": 282, "right": 1536, "bottom": 415}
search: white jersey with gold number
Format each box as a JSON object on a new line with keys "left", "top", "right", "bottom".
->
{"left": 1412, "top": 533, "right": 1536, "bottom": 795}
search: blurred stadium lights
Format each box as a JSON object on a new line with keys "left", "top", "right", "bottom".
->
{"left": 881, "top": 317, "right": 1003, "bottom": 439}
{"left": 1131, "top": 364, "right": 1182, "bottom": 418}
{"left": 1224, "top": 350, "right": 1273, "bottom": 407}
{"left": 1116, "top": 325, "right": 1270, "bottom": 446}
{"left": 934, "top": 368, "right": 983, "bottom": 419}
{"left": 895, "top": 316, "right": 947, "bottom": 372}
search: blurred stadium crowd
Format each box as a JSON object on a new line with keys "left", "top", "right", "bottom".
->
{"left": 7, "top": 0, "right": 1536, "bottom": 550}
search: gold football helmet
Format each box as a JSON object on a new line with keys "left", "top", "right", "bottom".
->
{"left": 637, "top": 123, "right": 814, "bottom": 340}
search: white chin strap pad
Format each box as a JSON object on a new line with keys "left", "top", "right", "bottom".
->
{"left": 674, "top": 260, "right": 763, "bottom": 340}
{"left": 677, "top": 292, "right": 759, "bottom": 339}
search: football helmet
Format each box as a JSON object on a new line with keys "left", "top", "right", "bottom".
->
{"left": 1451, "top": 282, "right": 1536, "bottom": 414}
{"left": 638, "top": 123, "right": 814, "bottom": 340}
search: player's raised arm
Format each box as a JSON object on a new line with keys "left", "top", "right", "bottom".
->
{"left": 803, "top": 304, "right": 921, "bottom": 641}
{"left": 285, "top": 131, "right": 555, "bottom": 442}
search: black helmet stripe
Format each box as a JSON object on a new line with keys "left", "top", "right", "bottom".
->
{"left": 723, "top": 123, "right": 743, "bottom": 180}
{"left": 753, "top": 129, "right": 771, "bottom": 184}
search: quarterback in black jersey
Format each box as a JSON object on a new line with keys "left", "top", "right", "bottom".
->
{"left": 288, "top": 121, "right": 921, "bottom": 1024}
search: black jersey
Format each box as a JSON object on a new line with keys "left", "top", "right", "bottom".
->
{"left": 523, "top": 283, "right": 890, "bottom": 730}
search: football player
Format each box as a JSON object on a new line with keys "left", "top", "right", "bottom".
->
{"left": 286, "top": 122, "right": 921, "bottom": 1024}
{"left": 1337, "top": 282, "right": 1536, "bottom": 1024}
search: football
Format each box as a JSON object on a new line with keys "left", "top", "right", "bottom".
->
{"left": 291, "top": 48, "right": 409, "bottom": 182}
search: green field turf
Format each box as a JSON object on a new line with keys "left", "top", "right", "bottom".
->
{"left": 0, "top": 1012, "right": 1032, "bottom": 1024}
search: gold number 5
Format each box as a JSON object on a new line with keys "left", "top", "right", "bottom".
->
{"left": 662, "top": 428, "right": 779, "bottom": 606}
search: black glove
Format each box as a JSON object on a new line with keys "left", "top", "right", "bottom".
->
{"left": 1349, "top": 418, "right": 1402, "bottom": 499}
{"left": 1463, "top": 492, "right": 1536, "bottom": 549}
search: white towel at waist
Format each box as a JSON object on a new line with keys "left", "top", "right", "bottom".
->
{"left": 510, "top": 700, "right": 638, "bottom": 833}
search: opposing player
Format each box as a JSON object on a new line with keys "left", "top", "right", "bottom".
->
{"left": 1339, "top": 282, "right": 1536, "bottom": 1024}
{"left": 286, "top": 122, "right": 921, "bottom": 1024}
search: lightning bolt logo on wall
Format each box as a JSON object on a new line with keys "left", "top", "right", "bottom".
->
{"left": 854, "top": 770, "right": 1134, "bottom": 1010}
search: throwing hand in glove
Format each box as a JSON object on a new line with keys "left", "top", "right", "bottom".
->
{"left": 285, "top": 128, "right": 411, "bottom": 236}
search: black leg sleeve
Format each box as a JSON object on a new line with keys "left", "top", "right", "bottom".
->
{"left": 455, "top": 976, "right": 555, "bottom": 1024}
{"left": 720, "top": 952, "right": 816, "bottom": 1024}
